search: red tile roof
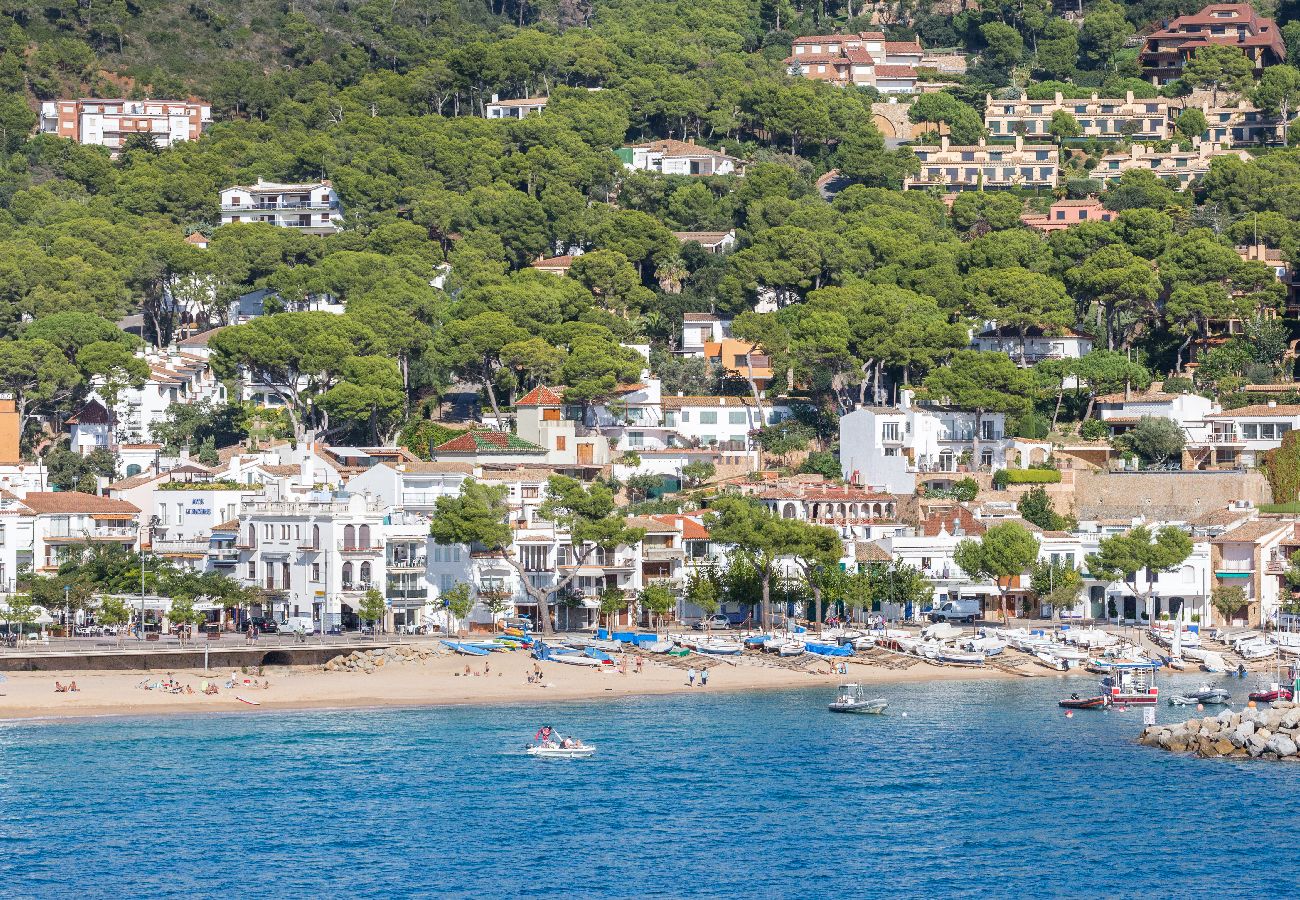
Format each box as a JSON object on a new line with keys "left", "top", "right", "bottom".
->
{"left": 20, "top": 492, "right": 140, "bottom": 515}
{"left": 516, "top": 386, "right": 565, "bottom": 406}
{"left": 873, "top": 65, "right": 918, "bottom": 78}
{"left": 433, "top": 430, "right": 545, "bottom": 454}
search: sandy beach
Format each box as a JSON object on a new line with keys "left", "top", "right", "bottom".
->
{"left": 0, "top": 645, "right": 1021, "bottom": 721}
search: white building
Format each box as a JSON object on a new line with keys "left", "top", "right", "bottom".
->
{"left": 972, "top": 326, "right": 1094, "bottom": 366}
{"left": 680, "top": 313, "right": 731, "bottom": 357}
{"left": 839, "top": 391, "right": 1011, "bottom": 494}
{"left": 1200, "top": 402, "right": 1300, "bottom": 468}
{"left": 619, "top": 140, "right": 743, "bottom": 176}
{"left": 1095, "top": 384, "right": 1218, "bottom": 444}
{"left": 485, "top": 94, "right": 548, "bottom": 119}
{"left": 219, "top": 179, "right": 343, "bottom": 235}
{"left": 14, "top": 492, "right": 140, "bottom": 575}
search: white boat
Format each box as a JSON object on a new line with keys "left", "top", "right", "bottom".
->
{"left": 1036, "top": 649, "right": 1069, "bottom": 670}
{"left": 779, "top": 640, "right": 806, "bottom": 657}
{"left": 961, "top": 636, "right": 1006, "bottom": 656}
{"left": 527, "top": 742, "right": 596, "bottom": 759}
{"left": 549, "top": 653, "right": 605, "bottom": 667}
{"left": 1239, "top": 642, "right": 1275, "bottom": 661}
{"left": 850, "top": 635, "right": 876, "bottom": 651}
{"left": 1199, "top": 651, "right": 1227, "bottom": 673}
{"left": 1063, "top": 628, "right": 1119, "bottom": 649}
{"left": 694, "top": 638, "right": 743, "bottom": 656}
{"left": 937, "top": 647, "right": 985, "bottom": 665}
{"left": 828, "top": 683, "right": 888, "bottom": 714}
{"left": 644, "top": 641, "right": 674, "bottom": 654}
{"left": 922, "top": 622, "right": 963, "bottom": 642}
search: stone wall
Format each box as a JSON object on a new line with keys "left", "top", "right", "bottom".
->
{"left": 1071, "top": 470, "right": 1272, "bottom": 520}
{"left": 1141, "top": 704, "right": 1300, "bottom": 760}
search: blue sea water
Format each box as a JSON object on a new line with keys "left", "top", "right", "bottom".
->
{"left": 1, "top": 674, "right": 1295, "bottom": 899}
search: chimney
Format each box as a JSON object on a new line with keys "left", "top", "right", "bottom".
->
{"left": 940, "top": 136, "right": 949, "bottom": 151}
{"left": 491, "top": 93, "right": 499, "bottom": 103}
{"left": 1013, "top": 135, "right": 1022, "bottom": 151}
{"left": 1126, "top": 90, "right": 1134, "bottom": 104}
{"left": 1055, "top": 91, "right": 1063, "bottom": 104}
{"left": 1269, "top": 400, "right": 1278, "bottom": 408}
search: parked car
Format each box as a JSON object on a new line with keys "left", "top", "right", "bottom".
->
{"left": 693, "top": 615, "right": 732, "bottom": 631}
{"left": 925, "top": 599, "right": 981, "bottom": 624}
{"left": 248, "top": 617, "right": 278, "bottom": 633}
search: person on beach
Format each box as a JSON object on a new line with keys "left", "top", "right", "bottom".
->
{"left": 687, "top": 667, "right": 696, "bottom": 686}
{"left": 700, "top": 667, "right": 709, "bottom": 687}
{"left": 69, "top": 681, "right": 79, "bottom": 692}
{"left": 635, "top": 656, "right": 644, "bottom": 674}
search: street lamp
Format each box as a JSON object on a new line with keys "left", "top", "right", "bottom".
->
{"left": 140, "top": 515, "right": 158, "bottom": 641}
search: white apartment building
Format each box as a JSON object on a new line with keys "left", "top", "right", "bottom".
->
{"left": 15, "top": 492, "right": 140, "bottom": 574}
{"left": 1200, "top": 402, "right": 1300, "bottom": 468}
{"left": 219, "top": 178, "right": 344, "bottom": 235}
{"left": 984, "top": 92, "right": 1172, "bottom": 141}
{"left": 972, "top": 325, "right": 1094, "bottom": 366}
{"left": 1094, "top": 384, "right": 1218, "bottom": 444}
{"left": 660, "top": 396, "right": 791, "bottom": 451}
{"left": 39, "top": 98, "right": 211, "bottom": 153}
{"left": 839, "top": 391, "right": 1011, "bottom": 494}
{"left": 96, "top": 349, "right": 227, "bottom": 447}
{"left": 1088, "top": 141, "right": 1250, "bottom": 189}
{"left": 904, "top": 136, "right": 1058, "bottom": 190}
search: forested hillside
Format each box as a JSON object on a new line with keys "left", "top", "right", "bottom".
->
{"left": 5, "top": 0, "right": 1300, "bottom": 457}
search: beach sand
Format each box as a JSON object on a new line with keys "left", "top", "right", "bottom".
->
{"left": 0, "top": 646, "right": 1026, "bottom": 721}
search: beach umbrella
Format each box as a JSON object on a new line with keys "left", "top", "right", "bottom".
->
{"left": 31, "top": 606, "right": 54, "bottom": 625}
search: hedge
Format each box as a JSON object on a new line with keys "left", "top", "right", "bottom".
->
{"left": 1002, "top": 469, "right": 1062, "bottom": 485}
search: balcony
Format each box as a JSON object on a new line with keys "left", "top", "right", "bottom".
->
{"left": 386, "top": 587, "right": 427, "bottom": 600}
{"left": 209, "top": 549, "right": 241, "bottom": 564}
{"left": 152, "top": 538, "right": 210, "bottom": 556}
{"left": 386, "top": 557, "right": 427, "bottom": 571}
{"left": 642, "top": 546, "right": 684, "bottom": 561}
{"left": 46, "top": 527, "right": 137, "bottom": 542}
{"left": 341, "top": 582, "right": 376, "bottom": 594}
{"left": 221, "top": 200, "right": 336, "bottom": 211}
{"left": 401, "top": 492, "right": 446, "bottom": 507}
{"left": 338, "top": 542, "right": 383, "bottom": 553}
{"left": 1205, "top": 432, "right": 1245, "bottom": 444}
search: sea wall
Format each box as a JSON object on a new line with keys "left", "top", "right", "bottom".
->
{"left": 1140, "top": 703, "right": 1300, "bottom": 760}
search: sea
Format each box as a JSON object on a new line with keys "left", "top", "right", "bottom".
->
{"left": 1, "top": 673, "right": 1295, "bottom": 899}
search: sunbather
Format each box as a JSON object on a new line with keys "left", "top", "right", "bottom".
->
{"left": 54, "top": 681, "right": 66, "bottom": 693}
{"left": 68, "top": 681, "right": 79, "bottom": 692}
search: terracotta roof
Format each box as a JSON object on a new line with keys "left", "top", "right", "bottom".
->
{"left": 20, "top": 492, "right": 140, "bottom": 515}
{"left": 107, "top": 473, "right": 161, "bottom": 491}
{"left": 884, "top": 41, "right": 922, "bottom": 53}
{"left": 628, "top": 139, "right": 739, "bottom": 161}
{"left": 873, "top": 65, "right": 918, "bottom": 78}
{"left": 1210, "top": 519, "right": 1290, "bottom": 544}
{"left": 672, "top": 231, "right": 733, "bottom": 245}
{"left": 652, "top": 514, "right": 710, "bottom": 540}
{"left": 624, "top": 515, "right": 676, "bottom": 532}
{"left": 516, "top": 386, "right": 565, "bottom": 407}
{"left": 178, "top": 327, "right": 225, "bottom": 348}
{"left": 1207, "top": 405, "right": 1300, "bottom": 418}
{"left": 1094, "top": 389, "right": 1178, "bottom": 404}
{"left": 661, "top": 395, "right": 765, "bottom": 409}
{"left": 855, "top": 541, "right": 892, "bottom": 562}
{"left": 257, "top": 465, "right": 300, "bottom": 477}
{"left": 433, "top": 430, "right": 545, "bottom": 455}
{"left": 489, "top": 96, "right": 548, "bottom": 107}
{"left": 184, "top": 232, "right": 208, "bottom": 245}
{"left": 756, "top": 483, "right": 894, "bottom": 502}
{"left": 920, "top": 505, "right": 987, "bottom": 537}
{"left": 121, "top": 443, "right": 162, "bottom": 450}
{"left": 843, "top": 47, "right": 876, "bottom": 64}
{"left": 213, "top": 518, "right": 240, "bottom": 532}
{"left": 531, "top": 255, "right": 575, "bottom": 269}
{"left": 1193, "top": 507, "right": 1256, "bottom": 527}
{"left": 66, "top": 400, "right": 110, "bottom": 426}
{"left": 682, "top": 312, "right": 722, "bottom": 322}
{"left": 390, "top": 461, "right": 475, "bottom": 474}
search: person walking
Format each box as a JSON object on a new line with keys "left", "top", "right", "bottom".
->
{"left": 700, "top": 667, "right": 709, "bottom": 687}
{"left": 687, "top": 666, "right": 696, "bottom": 687}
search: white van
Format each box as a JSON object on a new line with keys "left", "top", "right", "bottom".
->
{"left": 925, "top": 599, "right": 981, "bottom": 624}
{"left": 281, "top": 615, "right": 316, "bottom": 635}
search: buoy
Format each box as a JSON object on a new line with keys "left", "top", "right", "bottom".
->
{"left": 901, "top": 712, "right": 908, "bottom": 717}
{"left": 1065, "top": 710, "right": 1074, "bottom": 718}
{"left": 1197, "top": 703, "right": 1204, "bottom": 711}
{"left": 1248, "top": 700, "right": 1257, "bottom": 708}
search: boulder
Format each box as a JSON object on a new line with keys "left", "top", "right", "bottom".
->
{"left": 1248, "top": 731, "right": 1269, "bottom": 756}
{"left": 1184, "top": 718, "right": 1201, "bottom": 733}
{"left": 1267, "top": 734, "right": 1298, "bottom": 757}
{"left": 1256, "top": 727, "right": 1273, "bottom": 744}
{"left": 1197, "top": 736, "right": 1218, "bottom": 757}
{"left": 1213, "top": 738, "right": 1236, "bottom": 756}
{"left": 374, "top": 655, "right": 386, "bottom": 667}
{"left": 1262, "top": 709, "right": 1283, "bottom": 730}
{"left": 1281, "top": 708, "right": 1300, "bottom": 729}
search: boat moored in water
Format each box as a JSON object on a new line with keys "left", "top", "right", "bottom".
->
{"left": 828, "top": 683, "right": 888, "bottom": 714}
{"left": 1058, "top": 694, "right": 1109, "bottom": 710}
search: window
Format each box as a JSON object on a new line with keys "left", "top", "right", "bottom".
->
{"left": 628, "top": 432, "right": 645, "bottom": 448}
{"left": 556, "top": 435, "right": 566, "bottom": 451}
{"left": 344, "top": 524, "right": 356, "bottom": 549}
{"left": 312, "top": 563, "right": 320, "bottom": 581}
{"left": 312, "top": 524, "right": 320, "bottom": 549}
{"left": 1259, "top": 423, "right": 1276, "bottom": 440}
{"left": 247, "top": 525, "right": 255, "bottom": 546}
{"left": 700, "top": 411, "right": 718, "bottom": 425}
{"left": 665, "top": 412, "right": 677, "bottom": 427}
{"left": 522, "top": 486, "right": 539, "bottom": 499}
{"left": 1242, "top": 424, "right": 1258, "bottom": 439}
{"left": 264, "top": 524, "right": 272, "bottom": 539}
{"left": 359, "top": 561, "right": 371, "bottom": 585}
{"left": 247, "top": 561, "right": 256, "bottom": 580}
{"left": 439, "top": 573, "right": 454, "bottom": 593}
{"left": 980, "top": 449, "right": 994, "bottom": 468}
{"left": 884, "top": 448, "right": 897, "bottom": 457}
{"left": 921, "top": 557, "right": 932, "bottom": 570}
{"left": 358, "top": 524, "right": 371, "bottom": 548}
{"left": 282, "top": 561, "right": 290, "bottom": 587}
{"left": 882, "top": 422, "right": 900, "bottom": 442}
{"left": 158, "top": 505, "right": 168, "bottom": 526}
{"left": 728, "top": 411, "right": 746, "bottom": 425}
{"left": 679, "top": 411, "right": 689, "bottom": 423}
{"left": 556, "top": 545, "right": 571, "bottom": 567}
{"left": 342, "top": 561, "right": 354, "bottom": 586}
{"left": 1079, "top": 210, "right": 1088, "bottom": 220}
{"left": 1055, "top": 210, "right": 1066, "bottom": 220}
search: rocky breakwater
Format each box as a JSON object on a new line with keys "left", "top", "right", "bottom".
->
{"left": 323, "top": 644, "right": 439, "bottom": 674}
{"left": 1140, "top": 702, "right": 1300, "bottom": 760}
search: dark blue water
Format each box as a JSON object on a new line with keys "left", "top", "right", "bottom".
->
{"left": 1, "top": 674, "right": 1293, "bottom": 899}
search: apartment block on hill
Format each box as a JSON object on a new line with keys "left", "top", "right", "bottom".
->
{"left": 219, "top": 178, "right": 344, "bottom": 235}
{"left": 1140, "top": 3, "right": 1285, "bottom": 83}
{"left": 1088, "top": 141, "right": 1250, "bottom": 189}
{"left": 39, "top": 98, "right": 211, "bottom": 153}
{"left": 904, "top": 137, "right": 1058, "bottom": 190}
{"left": 985, "top": 92, "right": 1171, "bottom": 141}
{"left": 784, "top": 32, "right": 922, "bottom": 94}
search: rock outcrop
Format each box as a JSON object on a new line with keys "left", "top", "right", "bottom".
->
{"left": 322, "top": 644, "right": 440, "bottom": 674}
{"left": 1140, "top": 701, "right": 1300, "bottom": 760}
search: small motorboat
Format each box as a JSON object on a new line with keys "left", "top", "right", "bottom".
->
{"left": 442, "top": 640, "right": 490, "bottom": 656}
{"left": 1167, "top": 695, "right": 1200, "bottom": 706}
{"left": 828, "top": 683, "right": 888, "bottom": 714}
{"left": 1058, "top": 694, "right": 1109, "bottom": 710}
{"left": 1248, "top": 686, "right": 1294, "bottom": 703}
{"left": 549, "top": 652, "right": 605, "bottom": 667}
{"left": 1190, "top": 685, "right": 1231, "bottom": 705}
{"left": 937, "top": 647, "right": 985, "bottom": 666}
{"left": 527, "top": 737, "right": 596, "bottom": 759}
{"left": 779, "top": 640, "right": 806, "bottom": 657}
{"left": 694, "top": 638, "right": 743, "bottom": 656}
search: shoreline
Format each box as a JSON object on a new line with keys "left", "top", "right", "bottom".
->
{"left": 0, "top": 648, "right": 1027, "bottom": 723}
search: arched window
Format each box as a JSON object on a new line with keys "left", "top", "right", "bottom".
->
{"left": 359, "top": 524, "right": 371, "bottom": 549}
{"left": 312, "top": 524, "right": 320, "bottom": 550}
{"left": 782, "top": 503, "right": 796, "bottom": 519}
{"left": 344, "top": 524, "right": 356, "bottom": 549}
{"left": 359, "top": 562, "right": 371, "bottom": 586}
{"left": 342, "top": 561, "right": 353, "bottom": 586}
{"left": 125, "top": 464, "right": 141, "bottom": 477}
